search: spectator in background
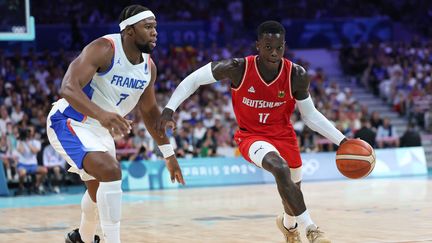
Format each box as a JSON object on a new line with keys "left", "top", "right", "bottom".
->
{"left": 15, "top": 126, "right": 47, "bottom": 195}
{"left": 369, "top": 111, "right": 383, "bottom": 132}
{"left": 130, "top": 126, "right": 153, "bottom": 161}
{"left": 425, "top": 106, "right": 432, "bottom": 132}
{"left": 376, "top": 117, "right": 399, "bottom": 148}
{"left": 198, "top": 127, "right": 218, "bottom": 157}
{"left": 43, "top": 144, "right": 66, "bottom": 193}
{"left": 192, "top": 120, "right": 207, "bottom": 147}
{"left": 115, "top": 133, "right": 134, "bottom": 161}
{"left": 0, "top": 105, "right": 11, "bottom": 135}
{"left": 175, "top": 127, "right": 195, "bottom": 158}
{"left": 10, "top": 103, "right": 24, "bottom": 124}
{"left": 0, "top": 134, "right": 12, "bottom": 180}
{"left": 354, "top": 117, "right": 376, "bottom": 147}
{"left": 400, "top": 123, "right": 422, "bottom": 147}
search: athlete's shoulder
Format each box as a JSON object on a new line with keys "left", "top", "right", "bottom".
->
{"left": 85, "top": 37, "right": 114, "bottom": 56}
{"left": 216, "top": 57, "right": 246, "bottom": 68}
{"left": 211, "top": 57, "right": 245, "bottom": 81}
{"left": 290, "top": 62, "right": 307, "bottom": 79}
{"left": 290, "top": 62, "right": 310, "bottom": 99}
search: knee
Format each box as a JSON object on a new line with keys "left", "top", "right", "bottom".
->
{"left": 272, "top": 164, "right": 291, "bottom": 182}
{"left": 264, "top": 156, "right": 290, "bottom": 180}
{"left": 99, "top": 161, "right": 122, "bottom": 181}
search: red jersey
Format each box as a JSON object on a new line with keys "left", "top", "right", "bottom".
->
{"left": 231, "top": 55, "right": 297, "bottom": 138}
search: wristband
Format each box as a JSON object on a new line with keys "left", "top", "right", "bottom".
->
{"left": 158, "top": 144, "right": 175, "bottom": 158}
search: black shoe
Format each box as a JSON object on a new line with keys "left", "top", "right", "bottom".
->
{"left": 65, "top": 228, "right": 100, "bottom": 243}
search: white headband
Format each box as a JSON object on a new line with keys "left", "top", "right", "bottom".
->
{"left": 119, "top": 10, "right": 155, "bottom": 31}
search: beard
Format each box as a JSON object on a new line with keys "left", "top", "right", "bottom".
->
{"left": 136, "top": 42, "right": 152, "bottom": 53}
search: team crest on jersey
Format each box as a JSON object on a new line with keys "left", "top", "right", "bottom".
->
{"left": 278, "top": 90, "right": 285, "bottom": 98}
{"left": 248, "top": 86, "right": 256, "bottom": 93}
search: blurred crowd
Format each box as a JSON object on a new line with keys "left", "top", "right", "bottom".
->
{"left": 340, "top": 40, "right": 432, "bottom": 133}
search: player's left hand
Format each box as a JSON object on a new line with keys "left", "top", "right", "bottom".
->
{"left": 165, "top": 155, "right": 185, "bottom": 185}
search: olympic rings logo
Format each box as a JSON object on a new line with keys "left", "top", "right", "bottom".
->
{"left": 301, "top": 159, "right": 320, "bottom": 175}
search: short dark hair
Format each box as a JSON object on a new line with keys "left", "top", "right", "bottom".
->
{"left": 118, "top": 5, "right": 149, "bottom": 23}
{"left": 257, "top": 21, "right": 285, "bottom": 39}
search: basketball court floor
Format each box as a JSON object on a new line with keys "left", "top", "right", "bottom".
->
{"left": 1, "top": 177, "right": 431, "bottom": 243}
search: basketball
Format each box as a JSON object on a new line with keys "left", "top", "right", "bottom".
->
{"left": 336, "top": 139, "right": 376, "bottom": 179}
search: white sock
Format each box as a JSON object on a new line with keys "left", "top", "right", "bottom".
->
{"left": 97, "top": 180, "right": 122, "bottom": 243}
{"left": 296, "top": 210, "right": 315, "bottom": 232}
{"left": 79, "top": 190, "right": 99, "bottom": 243}
{"left": 283, "top": 212, "right": 297, "bottom": 230}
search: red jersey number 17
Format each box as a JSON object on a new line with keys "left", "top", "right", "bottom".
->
{"left": 259, "top": 113, "right": 270, "bottom": 123}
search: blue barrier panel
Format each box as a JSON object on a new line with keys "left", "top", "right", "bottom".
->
{"left": 121, "top": 157, "right": 264, "bottom": 191}
{"left": 163, "top": 157, "right": 264, "bottom": 189}
{"left": 121, "top": 147, "right": 428, "bottom": 191}
{"left": 0, "top": 161, "right": 10, "bottom": 196}
{"left": 370, "top": 147, "right": 427, "bottom": 177}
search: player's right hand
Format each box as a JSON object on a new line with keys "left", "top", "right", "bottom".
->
{"left": 97, "top": 111, "right": 132, "bottom": 138}
{"left": 165, "top": 155, "right": 185, "bottom": 185}
{"left": 156, "top": 108, "right": 176, "bottom": 138}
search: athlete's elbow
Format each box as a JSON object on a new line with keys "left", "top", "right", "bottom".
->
{"left": 59, "top": 82, "right": 74, "bottom": 99}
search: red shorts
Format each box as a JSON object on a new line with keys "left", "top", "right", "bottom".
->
{"left": 234, "top": 131, "right": 302, "bottom": 168}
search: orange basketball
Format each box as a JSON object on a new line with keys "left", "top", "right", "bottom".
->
{"left": 336, "top": 139, "right": 376, "bottom": 179}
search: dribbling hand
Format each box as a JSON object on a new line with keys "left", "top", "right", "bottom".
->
{"left": 165, "top": 155, "right": 185, "bottom": 185}
{"left": 97, "top": 111, "right": 132, "bottom": 138}
{"left": 156, "top": 108, "right": 176, "bottom": 138}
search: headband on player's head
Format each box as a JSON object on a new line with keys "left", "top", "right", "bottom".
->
{"left": 119, "top": 10, "right": 155, "bottom": 31}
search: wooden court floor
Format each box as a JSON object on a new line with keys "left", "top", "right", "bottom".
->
{"left": 1, "top": 177, "right": 432, "bottom": 243}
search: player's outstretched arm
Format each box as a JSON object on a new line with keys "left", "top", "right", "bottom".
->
{"left": 138, "top": 60, "right": 185, "bottom": 185}
{"left": 291, "top": 64, "right": 347, "bottom": 146}
{"left": 156, "top": 58, "right": 245, "bottom": 135}
{"left": 59, "top": 38, "right": 131, "bottom": 137}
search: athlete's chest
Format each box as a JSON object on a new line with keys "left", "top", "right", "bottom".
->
{"left": 97, "top": 62, "right": 151, "bottom": 95}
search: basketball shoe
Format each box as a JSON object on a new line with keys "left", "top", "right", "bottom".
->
{"left": 276, "top": 215, "right": 302, "bottom": 243}
{"left": 65, "top": 228, "right": 100, "bottom": 243}
{"left": 306, "top": 225, "right": 331, "bottom": 243}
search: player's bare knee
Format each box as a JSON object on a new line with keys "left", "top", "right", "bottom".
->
{"left": 263, "top": 153, "right": 288, "bottom": 173}
{"left": 92, "top": 161, "right": 122, "bottom": 182}
{"left": 102, "top": 162, "right": 122, "bottom": 181}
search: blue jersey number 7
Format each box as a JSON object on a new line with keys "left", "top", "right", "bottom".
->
{"left": 116, "top": 93, "right": 129, "bottom": 106}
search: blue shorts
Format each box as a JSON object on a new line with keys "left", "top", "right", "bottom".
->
{"left": 17, "top": 163, "right": 38, "bottom": 174}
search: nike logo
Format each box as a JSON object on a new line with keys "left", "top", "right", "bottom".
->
{"left": 254, "top": 146, "right": 264, "bottom": 155}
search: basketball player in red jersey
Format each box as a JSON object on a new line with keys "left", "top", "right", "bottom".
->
{"left": 157, "top": 21, "right": 347, "bottom": 243}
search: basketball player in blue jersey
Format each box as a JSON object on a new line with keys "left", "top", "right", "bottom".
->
{"left": 46, "top": 5, "right": 185, "bottom": 243}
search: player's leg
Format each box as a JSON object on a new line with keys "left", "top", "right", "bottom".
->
{"left": 78, "top": 180, "right": 100, "bottom": 243}
{"left": 281, "top": 181, "right": 301, "bottom": 229}
{"left": 65, "top": 179, "right": 101, "bottom": 243}
{"left": 83, "top": 152, "right": 122, "bottom": 243}
{"left": 249, "top": 141, "right": 330, "bottom": 243}
{"left": 47, "top": 110, "right": 115, "bottom": 243}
